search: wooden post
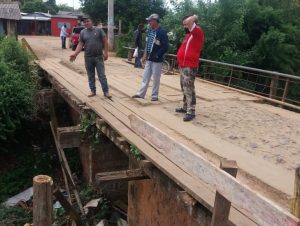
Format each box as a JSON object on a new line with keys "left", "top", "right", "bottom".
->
{"left": 33, "top": 175, "right": 53, "bottom": 226}
{"left": 282, "top": 78, "right": 290, "bottom": 103}
{"left": 118, "top": 19, "right": 122, "bottom": 35}
{"left": 108, "top": 0, "right": 114, "bottom": 51}
{"left": 211, "top": 160, "right": 238, "bottom": 226}
{"left": 269, "top": 75, "right": 279, "bottom": 99}
{"left": 292, "top": 167, "right": 300, "bottom": 218}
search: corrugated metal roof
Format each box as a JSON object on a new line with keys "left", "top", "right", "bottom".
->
{"left": 51, "top": 14, "right": 78, "bottom": 19}
{"left": 0, "top": 2, "right": 21, "bottom": 20}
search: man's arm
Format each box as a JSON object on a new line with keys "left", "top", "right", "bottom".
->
{"left": 69, "top": 41, "right": 84, "bottom": 62}
{"left": 184, "top": 15, "right": 198, "bottom": 30}
{"left": 102, "top": 37, "right": 108, "bottom": 61}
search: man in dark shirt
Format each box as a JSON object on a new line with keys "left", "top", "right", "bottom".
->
{"left": 70, "top": 17, "right": 111, "bottom": 98}
{"left": 132, "top": 14, "right": 168, "bottom": 101}
{"left": 133, "top": 24, "right": 144, "bottom": 68}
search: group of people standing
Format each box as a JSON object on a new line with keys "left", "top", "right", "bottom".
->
{"left": 69, "top": 13, "right": 204, "bottom": 122}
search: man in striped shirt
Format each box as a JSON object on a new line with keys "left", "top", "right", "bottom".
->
{"left": 176, "top": 15, "right": 204, "bottom": 121}
{"left": 132, "top": 13, "right": 168, "bottom": 101}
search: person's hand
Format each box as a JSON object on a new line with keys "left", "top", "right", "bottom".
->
{"left": 70, "top": 54, "right": 77, "bottom": 62}
{"left": 103, "top": 52, "right": 108, "bottom": 61}
{"left": 141, "top": 56, "right": 146, "bottom": 64}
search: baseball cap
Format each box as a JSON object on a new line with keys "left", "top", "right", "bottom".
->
{"left": 146, "top": 14, "right": 159, "bottom": 21}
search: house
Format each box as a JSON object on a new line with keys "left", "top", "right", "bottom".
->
{"left": 0, "top": 1, "right": 21, "bottom": 37}
{"left": 51, "top": 12, "right": 80, "bottom": 36}
{"left": 17, "top": 12, "right": 51, "bottom": 35}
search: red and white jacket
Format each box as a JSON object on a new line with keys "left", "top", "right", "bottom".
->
{"left": 177, "top": 24, "right": 204, "bottom": 68}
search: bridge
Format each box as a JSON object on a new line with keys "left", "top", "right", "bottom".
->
{"left": 23, "top": 36, "right": 300, "bottom": 226}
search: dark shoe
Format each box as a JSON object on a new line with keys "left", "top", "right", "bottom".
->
{"left": 151, "top": 97, "right": 159, "bottom": 101}
{"left": 88, "top": 92, "right": 96, "bottom": 97}
{"left": 132, "top": 94, "right": 142, "bottom": 98}
{"left": 175, "top": 107, "right": 187, "bottom": 113}
{"left": 183, "top": 114, "right": 195, "bottom": 122}
{"left": 104, "top": 92, "right": 112, "bottom": 98}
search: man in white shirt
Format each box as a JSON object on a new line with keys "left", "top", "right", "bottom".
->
{"left": 60, "top": 24, "right": 67, "bottom": 49}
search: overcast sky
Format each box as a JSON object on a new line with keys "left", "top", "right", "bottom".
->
{"left": 56, "top": 0, "right": 81, "bottom": 9}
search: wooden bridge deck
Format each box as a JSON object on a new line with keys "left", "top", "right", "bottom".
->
{"left": 24, "top": 36, "right": 300, "bottom": 225}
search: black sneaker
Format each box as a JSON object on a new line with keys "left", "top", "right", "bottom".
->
{"left": 175, "top": 107, "right": 187, "bottom": 113}
{"left": 183, "top": 114, "right": 195, "bottom": 122}
{"left": 151, "top": 97, "right": 159, "bottom": 101}
{"left": 132, "top": 94, "right": 142, "bottom": 98}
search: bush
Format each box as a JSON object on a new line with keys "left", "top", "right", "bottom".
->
{"left": 0, "top": 38, "right": 35, "bottom": 146}
{"left": 116, "top": 28, "right": 134, "bottom": 58}
{"left": 0, "top": 205, "right": 32, "bottom": 226}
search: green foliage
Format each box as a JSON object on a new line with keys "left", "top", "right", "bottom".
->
{"left": 57, "top": 3, "right": 74, "bottom": 12}
{"left": 129, "top": 145, "right": 142, "bottom": 161}
{"left": 21, "top": 0, "right": 58, "bottom": 14}
{"left": 0, "top": 38, "right": 36, "bottom": 145}
{"left": 0, "top": 205, "right": 32, "bottom": 226}
{"left": 81, "top": 0, "right": 167, "bottom": 32}
{"left": 163, "top": 0, "right": 300, "bottom": 75}
{"left": 116, "top": 27, "right": 134, "bottom": 58}
{"left": 0, "top": 147, "right": 55, "bottom": 203}
{"left": 80, "top": 112, "right": 102, "bottom": 149}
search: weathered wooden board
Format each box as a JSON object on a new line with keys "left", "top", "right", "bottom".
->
{"left": 57, "top": 125, "right": 81, "bottom": 149}
{"left": 96, "top": 169, "right": 148, "bottom": 183}
{"left": 129, "top": 114, "right": 300, "bottom": 226}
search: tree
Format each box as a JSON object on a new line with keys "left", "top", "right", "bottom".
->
{"left": 57, "top": 4, "right": 74, "bottom": 12}
{"left": 21, "top": 0, "right": 58, "bottom": 14}
{"left": 80, "top": 0, "right": 167, "bottom": 32}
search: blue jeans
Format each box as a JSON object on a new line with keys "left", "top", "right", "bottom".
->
{"left": 137, "top": 61, "right": 163, "bottom": 98}
{"left": 84, "top": 56, "right": 109, "bottom": 94}
{"left": 61, "top": 36, "right": 66, "bottom": 49}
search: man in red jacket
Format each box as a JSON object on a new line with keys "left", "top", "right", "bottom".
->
{"left": 176, "top": 15, "right": 204, "bottom": 121}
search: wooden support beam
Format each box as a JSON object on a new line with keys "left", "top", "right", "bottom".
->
{"left": 139, "top": 160, "right": 154, "bottom": 170}
{"left": 211, "top": 160, "right": 238, "bottom": 226}
{"left": 116, "top": 136, "right": 127, "bottom": 146}
{"left": 53, "top": 188, "right": 85, "bottom": 226}
{"left": 50, "top": 122, "right": 71, "bottom": 203}
{"left": 33, "top": 175, "right": 53, "bottom": 226}
{"left": 96, "top": 169, "right": 148, "bottom": 183}
{"left": 96, "top": 118, "right": 107, "bottom": 126}
{"left": 101, "top": 125, "right": 107, "bottom": 134}
{"left": 57, "top": 125, "right": 81, "bottom": 149}
{"left": 178, "top": 191, "right": 197, "bottom": 207}
{"left": 133, "top": 157, "right": 211, "bottom": 225}
{"left": 292, "top": 167, "right": 300, "bottom": 218}
{"left": 50, "top": 122, "right": 85, "bottom": 215}
{"left": 129, "top": 114, "right": 300, "bottom": 226}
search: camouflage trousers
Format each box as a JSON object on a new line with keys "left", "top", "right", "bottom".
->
{"left": 180, "top": 67, "right": 198, "bottom": 115}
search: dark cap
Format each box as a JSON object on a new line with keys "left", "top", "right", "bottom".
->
{"left": 146, "top": 13, "right": 159, "bottom": 21}
{"left": 81, "top": 15, "right": 91, "bottom": 21}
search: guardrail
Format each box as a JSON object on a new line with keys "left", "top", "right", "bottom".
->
{"left": 125, "top": 47, "right": 300, "bottom": 110}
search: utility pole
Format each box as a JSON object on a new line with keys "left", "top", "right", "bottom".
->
{"left": 108, "top": 0, "right": 114, "bottom": 51}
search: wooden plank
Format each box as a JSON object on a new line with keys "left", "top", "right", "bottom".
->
{"left": 129, "top": 114, "right": 300, "bottom": 226}
{"left": 50, "top": 122, "right": 85, "bottom": 215}
{"left": 57, "top": 125, "right": 81, "bottom": 149}
{"left": 53, "top": 188, "right": 85, "bottom": 226}
{"left": 96, "top": 169, "right": 148, "bottom": 183}
{"left": 211, "top": 160, "right": 238, "bottom": 226}
{"left": 143, "top": 106, "right": 294, "bottom": 196}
